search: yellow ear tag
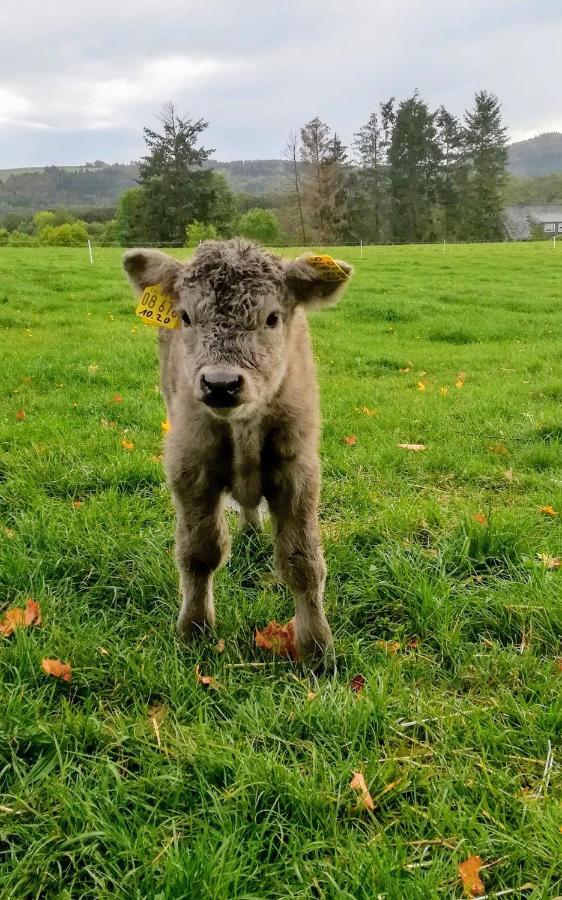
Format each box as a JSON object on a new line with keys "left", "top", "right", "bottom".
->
{"left": 306, "top": 254, "right": 350, "bottom": 282}
{"left": 135, "top": 284, "right": 179, "bottom": 329}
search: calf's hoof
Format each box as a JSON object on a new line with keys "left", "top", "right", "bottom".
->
{"left": 177, "top": 607, "right": 216, "bottom": 643}
{"left": 292, "top": 615, "right": 335, "bottom": 671}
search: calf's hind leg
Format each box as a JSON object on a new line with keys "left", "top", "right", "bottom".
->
{"left": 172, "top": 487, "right": 230, "bottom": 641}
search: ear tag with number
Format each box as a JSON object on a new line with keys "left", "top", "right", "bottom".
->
{"left": 306, "top": 254, "right": 350, "bottom": 282}
{"left": 135, "top": 284, "right": 179, "bottom": 329}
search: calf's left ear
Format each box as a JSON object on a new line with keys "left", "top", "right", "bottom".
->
{"left": 284, "top": 254, "right": 353, "bottom": 309}
{"left": 123, "top": 249, "right": 184, "bottom": 298}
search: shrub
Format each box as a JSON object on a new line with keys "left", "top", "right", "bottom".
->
{"left": 38, "top": 221, "right": 89, "bottom": 246}
{"left": 185, "top": 221, "right": 218, "bottom": 247}
{"left": 235, "top": 208, "right": 281, "bottom": 244}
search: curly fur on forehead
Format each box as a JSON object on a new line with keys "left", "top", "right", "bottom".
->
{"left": 185, "top": 238, "right": 285, "bottom": 298}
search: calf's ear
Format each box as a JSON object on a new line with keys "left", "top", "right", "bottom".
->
{"left": 122, "top": 249, "right": 184, "bottom": 298}
{"left": 284, "top": 254, "right": 353, "bottom": 309}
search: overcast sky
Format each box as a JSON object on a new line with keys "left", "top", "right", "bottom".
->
{"left": 0, "top": 0, "right": 561, "bottom": 167}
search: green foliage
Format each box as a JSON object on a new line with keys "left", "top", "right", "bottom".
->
{"left": 207, "top": 173, "right": 238, "bottom": 236}
{"left": 8, "top": 230, "right": 34, "bottom": 244}
{"left": 0, "top": 242, "right": 561, "bottom": 896}
{"left": 32, "top": 210, "right": 56, "bottom": 233}
{"left": 463, "top": 91, "right": 508, "bottom": 241}
{"left": 115, "top": 187, "right": 150, "bottom": 245}
{"left": 185, "top": 220, "right": 218, "bottom": 246}
{"left": 101, "top": 219, "right": 119, "bottom": 244}
{"left": 504, "top": 173, "right": 562, "bottom": 205}
{"left": 234, "top": 208, "right": 281, "bottom": 244}
{"left": 37, "top": 221, "right": 89, "bottom": 246}
{"left": 0, "top": 227, "right": 8, "bottom": 245}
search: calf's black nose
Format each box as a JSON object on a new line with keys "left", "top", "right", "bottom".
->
{"left": 200, "top": 370, "right": 243, "bottom": 407}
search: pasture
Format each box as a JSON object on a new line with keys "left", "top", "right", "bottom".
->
{"left": 1, "top": 242, "right": 561, "bottom": 898}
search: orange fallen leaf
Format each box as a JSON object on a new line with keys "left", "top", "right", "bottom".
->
{"left": 398, "top": 443, "right": 427, "bottom": 452}
{"left": 41, "top": 658, "right": 72, "bottom": 682}
{"left": 343, "top": 435, "right": 357, "bottom": 446}
{"left": 455, "top": 379, "right": 465, "bottom": 389}
{"left": 406, "top": 636, "right": 420, "bottom": 649}
{"left": 458, "top": 855, "right": 484, "bottom": 897}
{"left": 376, "top": 639, "right": 400, "bottom": 655}
{"left": 539, "top": 505, "right": 558, "bottom": 517}
{"left": 161, "top": 420, "right": 171, "bottom": 433}
{"left": 0, "top": 599, "right": 41, "bottom": 637}
{"left": 349, "top": 772, "right": 375, "bottom": 811}
{"left": 255, "top": 620, "right": 298, "bottom": 660}
{"left": 73, "top": 500, "right": 84, "bottom": 509}
{"left": 537, "top": 553, "right": 560, "bottom": 570}
{"left": 121, "top": 439, "right": 134, "bottom": 451}
{"left": 88, "top": 364, "right": 99, "bottom": 374}
{"left": 112, "top": 394, "right": 123, "bottom": 403}
{"left": 417, "top": 381, "right": 426, "bottom": 392}
{"left": 194, "top": 664, "right": 221, "bottom": 690}
{"left": 306, "top": 690, "right": 316, "bottom": 701}
{"left": 359, "top": 406, "right": 377, "bottom": 417}
{"left": 472, "top": 513, "right": 488, "bottom": 525}
{"left": 350, "top": 674, "right": 366, "bottom": 694}
{"left": 15, "top": 409, "right": 25, "bottom": 421}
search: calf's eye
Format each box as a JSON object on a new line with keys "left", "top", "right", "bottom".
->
{"left": 181, "top": 310, "right": 191, "bottom": 326}
{"left": 266, "top": 312, "right": 280, "bottom": 328}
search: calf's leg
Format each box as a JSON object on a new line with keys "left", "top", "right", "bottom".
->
{"left": 172, "top": 488, "right": 230, "bottom": 641}
{"left": 269, "top": 465, "right": 333, "bottom": 661}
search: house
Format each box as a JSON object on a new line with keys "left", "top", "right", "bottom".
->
{"left": 503, "top": 205, "right": 562, "bottom": 240}
{"left": 528, "top": 209, "right": 562, "bottom": 235}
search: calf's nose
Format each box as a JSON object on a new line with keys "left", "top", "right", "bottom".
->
{"left": 200, "top": 369, "right": 243, "bottom": 407}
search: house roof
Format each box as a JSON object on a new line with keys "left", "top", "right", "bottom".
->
{"left": 529, "top": 209, "right": 562, "bottom": 224}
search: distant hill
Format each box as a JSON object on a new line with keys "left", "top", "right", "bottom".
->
{"left": 508, "top": 133, "right": 562, "bottom": 177}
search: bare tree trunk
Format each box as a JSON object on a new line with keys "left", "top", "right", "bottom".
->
{"left": 285, "top": 132, "right": 307, "bottom": 244}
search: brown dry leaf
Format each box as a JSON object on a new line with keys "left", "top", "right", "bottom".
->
{"left": 398, "top": 443, "right": 427, "bottom": 452}
{"left": 194, "top": 664, "right": 221, "bottom": 690}
{"left": 41, "top": 658, "right": 72, "bottom": 682}
{"left": 15, "top": 409, "right": 26, "bottom": 421}
{"left": 0, "top": 599, "right": 41, "bottom": 637}
{"left": 343, "top": 435, "right": 357, "bottom": 446}
{"left": 349, "top": 772, "right": 375, "bottom": 811}
{"left": 539, "top": 505, "right": 558, "bottom": 517}
{"left": 97, "top": 646, "right": 109, "bottom": 656}
{"left": 537, "top": 553, "right": 561, "bottom": 570}
{"left": 121, "top": 439, "right": 134, "bottom": 451}
{"left": 376, "top": 639, "right": 400, "bottom": 655}
{"left": 73, "top": 500, "right": 84, "bottom": 509}
{"left": 472, "top": 513, "right": 488, "bottom": 526}
{"left": 112, "top": 393, "right": 123, "bottom": 403}
{"left": 458, "top": 855, "right": 484, "bottom": 897}
{"left": 489, "top": 443, "right": 508, "bottom": 455}
{"left": 406, "top": 636, "right": 420, "bottom": 649}
{"left": 306, "top": 690, "right": 316, "bottom": 702}
{"left": 350, "top": 674, "right": 366, "bottom": 694}
{"left": 215, "top": 638, "right": 226, "bottom": 653}
{"left": 255, "top": 620, "right": 298, "bottom": 660}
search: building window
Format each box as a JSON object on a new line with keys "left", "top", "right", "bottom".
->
{"left": 558, "top": 223, "right": 562, "bottom": 233}
{"left": 544, "top": 223, "right": 555, "bottom": 233}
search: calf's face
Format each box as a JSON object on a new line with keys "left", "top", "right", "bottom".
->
{"left": 124, "top": 239, "right": 351, "bottom": 418}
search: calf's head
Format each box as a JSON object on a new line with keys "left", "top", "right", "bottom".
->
{"left": 123, "top": 239, "right": 352, "bottom": 418}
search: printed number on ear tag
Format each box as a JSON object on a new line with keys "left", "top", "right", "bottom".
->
{"left": 135, "top": 284, "right": 179, "bottom": 329}
{"left": 306, "top": 255, "right": 350, "bottom": 282}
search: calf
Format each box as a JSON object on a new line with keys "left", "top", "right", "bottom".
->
{"left": 123, "top": 239, "right": 352, "bottom": 662}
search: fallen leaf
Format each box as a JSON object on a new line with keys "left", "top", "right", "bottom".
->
{"left": 539, "top": 505, "right": 558, "bottom": 517}
{"left": 349, "top": 772, "right": 375, "bottom": 811}
{"left": 455, "top": 379, "right": 465, "bottom": 389}
{"left": 0, "top": 599, "right": 41, "bottom": 637}
{"left": 148, "top": 703, "right": 166, "bottom": 748}
{"left": 439, "top": 387, "right": 449, "bottom": 397}
{"left": 489, "top": 443, "right": 508, "bottom": 455}
{"left": 399, "top": 367, "right": 411, "bottom": 374}
{"left": 121, "top": 439, "right": 134, "bottom": 451}
{"left": 458, "top": 855, "right": 484, "bottom": 897}
{"left": 15, "top": 409, "right": 25, "bottom": 421}
{"left": 151, "top": 453, "right": 163, "bottom": 463}
{"left": 537, "top": 553, "right": 560, "bottom": 570}
{"left": 306, "top": 690, "right": 316, "bottom": 701}
{"left": 417, "top": 381, "right": 426, "bottom": 392}
{"left": 350, "top": 673, "right": 366, "bottom": 694}
{"left": 472, "top": 513, "right": 488, "bottom": 525}
{"left": 97, "top": 646, "right": 109, "bottom": 656}
{"left": 72, "top": 500, "right": 83, "bottom": 509}
{"left": 398, "top": 443, "right": 427, "bottom": 452}
{"left": 88, "top": 364, "right": 99, "bottom": 374}
{"left": 215, "top": 638, "right": 226, "bottom": 653}
{"left": 161, "top": 420, "right": 171, "bottom": 433}
{"left": 360, "top": 406, "right": 377, "bottom": 417}
{"left": 406, "top": 636, "right": 420, "bottom": 649}
{"left": 503, "top": 468, "right": 514, "bottom": 482}
{"left": 3, "top": 527, "right": 15, "bottom": 539}
{"left": 100, "top": 418, "right": 116, "bottom": 429}
{"left": 375, "top": 639, "right": 400, "bottom": 655}
{"left": 255, "top": 620, "right": 298, "bottom": 660}
{"left": 343, "top": 435, "right": 357, "bottom": 446}
{"left": 112, "top": 394, "right": 123, "bottom": 403}
{"left": 41, "top": 658, "right": 72, "bottom": 682}
{"left": 194, "top": 664, "right": 221, "bottom": 690}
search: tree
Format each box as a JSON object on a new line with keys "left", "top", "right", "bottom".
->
{"left": 206, "top": 173, "right": 238, "bottom": 236}
{"left": 235, "top": 209, "right": 282, "bottom": 244}
{"left": 38, "top": 221, "right": 89, "bottom": 246}
{"left": 351, "top": 104, "right": 395, "bottom": 242}
{"left": 388, "top": 93, "right": 441, "bottom": 242}
{"left": 283, "top": 131, "right": 307, "bottom": 243}
{"left": 115, "top": 187, "right": 150, "bottom": 245}
{"left": 138, "top": 102, "right": 216, "bottom": 243}
{"left": 299, "top": 117, "right": 348, "bottom": 242}
{"left": 0, "top": 228, "right": 8, "bottom": 245}
{"left": 463, "top": 91, "right": 508, "bottom": 241}
{"left": 186, "top": 221, "right": 218, "bottom": 246}
{"left": 435, "top": 107, "right": 468, "bottom": 240}
{"left": 32, "top": 210, "right": 56, "bottom": 233}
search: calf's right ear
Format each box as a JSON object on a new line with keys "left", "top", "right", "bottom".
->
{"left": 122, "top": 249, "right": 184, "bottom": 297}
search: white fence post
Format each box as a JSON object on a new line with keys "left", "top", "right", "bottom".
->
{"left": 87, "top": 240, "right": 93, "bottom": 264}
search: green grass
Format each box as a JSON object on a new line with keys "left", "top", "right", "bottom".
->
{"left": 1, "top": 242, "right": 561, "bottom": 898}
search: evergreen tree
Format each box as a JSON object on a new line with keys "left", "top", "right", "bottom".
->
{"left": 351, "top": 103, "right": 394, "bottom": 242}
{"left": 435, "top": 106, "right": 467, "bottom": 240}
{"left": 138, "top": 102, "right": 217, "bottom": 243}
{"left": 463, "top": 91, "right": 508, "bottom": 241}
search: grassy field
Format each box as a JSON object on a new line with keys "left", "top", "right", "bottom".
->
{"left": 1, "top": 242, "right": 561, "bottom": 898}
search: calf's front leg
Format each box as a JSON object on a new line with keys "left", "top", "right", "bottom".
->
{"left": 269, "top": 465, "right": 333, "bottom": 662}
{"left": 172, "top": 487, "right": 230, "bottom": 641}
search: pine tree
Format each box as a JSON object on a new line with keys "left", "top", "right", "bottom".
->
{"left": 351, "top": 103, "right": 394, "bottom": 242}
{"left": 138, "top": 102, "right": 216, "bottom": 243}
{"left": 463, "top": 91, "right": 508, "bottom": 241}
{"left": 435, "top": 106, "right": 467, "bottom": 240}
